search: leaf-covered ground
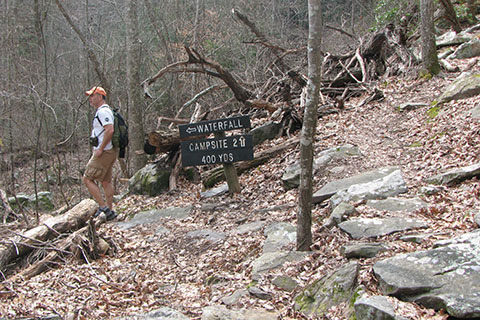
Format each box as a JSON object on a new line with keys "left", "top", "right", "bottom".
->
{"left": 1, "top": 58, "right": 480, "bottom": 319}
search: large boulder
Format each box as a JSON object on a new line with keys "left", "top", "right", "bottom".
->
{"left": 294, "top": 261, "right": 359, "bottom": 318}
{"left": 373, "top": 230, "right": 480, "bottom": 318}
{"left": 8, "top": 191, "right": 54, "bottom": 211}
{"left": 313, "top": 166, "right": 400, "bottom": 204}
{"left": 250, "top": 121, "right": 282, "bottom": 146}
{"left": 436, "top": 72, "right": 480, "bottom": 105}
{"left": 329, "top": 169, "right": 408, "bottom": 210}
{"left": 339, "top": 217, "right": 427, "bottom": 239}
{"left": 450, "top": 38, "right": 480, "bottom": 60}
{"left": 129, "top": 163, "right": 171, "bottom": 196}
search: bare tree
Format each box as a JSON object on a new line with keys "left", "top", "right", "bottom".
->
{"left": 126, "top": 0, "right": 147, "bottom": 174}
{"left": 420, "top": 0, "right": 440, "bottom": 75}
{"left": 297, "top": 0, "right": 323, "bottom": 252}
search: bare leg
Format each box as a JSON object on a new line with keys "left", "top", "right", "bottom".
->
{"left": 83, "top": 176, "right": 106, "bottom": 207}
{"left": 101, "top": 180, "right": 114, "bottom": 210}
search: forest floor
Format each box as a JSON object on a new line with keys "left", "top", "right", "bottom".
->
{"left": 1, "top": 57, "right": 480, "bottom": 319}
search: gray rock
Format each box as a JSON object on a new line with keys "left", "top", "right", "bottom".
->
{"left": 295, "top": 261, "right": 359, "bottom": 317}
{"left": 251, "top": 251, "right": 310, "bottom": 280}
{"left": 354, "top": 295, "right": 407, "bottom": 320}
{"left": 450, "top": 38, "right": 480, "bottom": 59}
{"left": 436, "top": 30, "right": 471, "bottom": 48}
{"left": 118, "top": 206, "right": 192, "bottom": 229}
{"left": 366, "top": 197, "right": 428, "bottom": 212}
{"left": 221, "top": 289, "right": 248, "bottom": 306}
{"left": 186, "top": 229, "right": 226, "bottom": 242}
{"left": 324, "top": 202, "right": 356, "bottom": 228}
{"left": 313, "top": 166, "right": 400, "bottom": 204}
{"left": 400, "top": 233, "right": 431, "bottom": 244}
{"left": 471, "top": 104, "right": 480, "bottom": 119}
{"left": 9, "top": 192, "right": 54, "bottom": 211}
{"left": 272, "top": 275, "right": 298, "bottom": 292}
{"left": 263, "top": 222, "right": 296, "bottom": 253}
{"left": 436, "top": 72, "right": 480, "bottom": 105}
{"left": 398, "top": 102, "right": 428, "bottom": 112}
{"left": 248, "top": 286, "right": 272, "bottom": 300}
{"left": 282, "top": 144, "right": 361, "bottom": 190}
{"left": 330, "top": 169, "right": 408, "bottom": 210}
{"left": 129, "top": 163, "right": 171, "bottom": 196}
{"left": 373, "top": 230, "right": 480, "bottom": 318}
{"left": 200, "top": 183, "right": 228, "bottom": 198}
{"left": 475, "top": 213, "right": 480, "bottom": 228}
{"left": 426, "top": 162, "right": 480, "bottom": 186}
{"left": 339, "top": 217, "right": 427, "bottom": 239}
{"left": 232, "top": 221, "right": 266, "bottom": 235}
{"left": 120, "top": 307, "right": 189, "bottom": 319}
{"left": 342, "top": 242, "right": 388, "bottom": 258}
{"left": 201, "top": 305, "right": 278, "bottom": 320}
{"left": 250, "top": 121, "right": 282, "bottom": 146}
{"left": 419, "top": 185, "right": 443, "bottom": 195}
{"left": 155, "top": 226, "right": 170, "bottom": 236}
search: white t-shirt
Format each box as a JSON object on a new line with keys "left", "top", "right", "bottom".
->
{"left": 91, "top": 104, "right": 114, "bottom": 150}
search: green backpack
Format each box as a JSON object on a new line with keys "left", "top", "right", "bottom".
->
{"left": 96, "top": 106, "right": 129, "bottom": 158}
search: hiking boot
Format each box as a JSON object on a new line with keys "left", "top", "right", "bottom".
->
{"left": 105, "top": 208, "right": 117, "bottom": 221}
{"left": 93, "top": 206, "right": 109, "bottom": 218}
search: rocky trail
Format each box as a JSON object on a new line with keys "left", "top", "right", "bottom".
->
{"left": 2, "top": 52, "right": 480, "bottom": 320}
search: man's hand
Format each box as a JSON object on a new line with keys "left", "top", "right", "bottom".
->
{"left": 95, "top": 148, "right": 103, "bottom": 158}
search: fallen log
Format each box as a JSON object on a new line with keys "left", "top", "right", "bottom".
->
{"left": 202, "top": 136, "right": 300, "bottom": 188}
{"left": 0, "top": 199, "right": 97, "bottom": 272}
{"left": 8, "top": 216, "right": 109, "bottom": 282}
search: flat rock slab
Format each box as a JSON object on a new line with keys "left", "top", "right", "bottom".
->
{"left": 366, "top": 197, "right": 428, "bottom": 212}
{"left": 373, "top": 230, "right": 480, "bottom": 319}
{"left": 200, "top": 183, "right": 229, "bottom": 198}
{"left": 426, "top": 162, "right": 480, "bottom": 186}
{"left": 201, "top": 305, "right": 278, "bottom": 320}
{"left": 338, "top": 217, "right": 427, "bottom": 239}
{"left": 251, "top": 251, "right": 310, "bottom": 280}
{"left": 120, "top": 307, "right": 189, "bottom": 319}
{"left": 354, "top": 295, "right": 408, "bottom": 320}
{"left": 330, "top": 169, "right": 408, "bottom": 209}
{"left": 313, "top": 166, "right": 400, "bottom": 204}
{"left": 342, "top": 242, "right": 388, "bottom": 258}
{"left": 436, "top": 72, "right": 480, "bottom": 105}
{"left": 118, "top": 206, "right": 192, "bottom": 229}
{"left": 186, "top": 229, "right": 226, "bottom": 242}
{"left": 263, "top": 222, "right": 296, "bottom": 253}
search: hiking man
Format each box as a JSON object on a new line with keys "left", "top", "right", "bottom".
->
{"left": 83, "top": 86, "right": 117, "bottom": 220}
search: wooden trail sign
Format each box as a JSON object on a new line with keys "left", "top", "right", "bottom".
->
{"left": 180, "top": 134, "right": 253, "bottom": 167}
{"left": 179, "top": 115, "right": 252, "bottom": 194}
{"left": 178, "top": 115, "right": 251, "bottom": 138}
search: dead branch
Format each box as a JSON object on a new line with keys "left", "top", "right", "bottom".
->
{"left": 232, "top": 9, "right": 307, "bottom": 88}
{"left": 0, "top": 189, "right": 16, "bottom": 223}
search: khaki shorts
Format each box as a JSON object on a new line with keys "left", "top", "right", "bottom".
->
{"left": 84, "top": 148, "right": 117, "bottom": 182}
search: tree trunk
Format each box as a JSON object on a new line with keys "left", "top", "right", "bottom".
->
{"left": 297, "top": 0, "right": 322, "bottom": 252}
{"left": 420, "top": 0, "right": 440, "bottom": 75}
{"left": 0, "top": 199, "right": 97, "bottom": 272}
{"left": 126, "top": 0, "right": 147, "bottom": 174}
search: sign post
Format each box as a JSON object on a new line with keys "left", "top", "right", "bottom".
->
{"left": 178, "top": 115, "right": 253, "bottom": 194}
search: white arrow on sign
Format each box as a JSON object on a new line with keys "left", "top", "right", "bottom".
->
{"left": 186, "top": 127, "right": 197, "bottom": 134}
{"left": 239, "top": 136, "right": 246, "bottom": 147}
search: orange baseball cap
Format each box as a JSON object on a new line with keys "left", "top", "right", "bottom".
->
{"left": 85, "top": 86, "right": 107, "bottom": 96}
